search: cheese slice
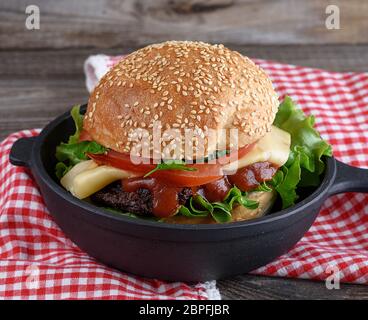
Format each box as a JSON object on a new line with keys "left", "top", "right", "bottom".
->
{"left": 222, "top": 125, "right": 291, "bottom": 175}
{"left": 61, "top": 160, "right": 98, "bottom": 191}
{"left": 62, "top": 162, "right": 137, "bottom": 199}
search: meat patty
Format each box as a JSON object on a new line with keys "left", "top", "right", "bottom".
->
{"left": 91, "top": 181, "right": 193, "bottom": 216}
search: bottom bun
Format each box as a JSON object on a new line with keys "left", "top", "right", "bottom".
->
{"left": 163, "top": 191, "right": 276, "bottom": 224}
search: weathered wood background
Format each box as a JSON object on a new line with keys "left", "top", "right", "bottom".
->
{"left": 1, "top": 0, "right": 368, "bottom": 48}
{"left": 0, "top": 0, "right": 368, "bottom": 299}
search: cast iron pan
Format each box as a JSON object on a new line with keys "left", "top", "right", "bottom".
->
{"left": 9, "top": 105, "right": 368, "bottom": 282}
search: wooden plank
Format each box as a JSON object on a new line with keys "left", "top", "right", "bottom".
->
{"left": 1, "top": 0, "right": 368, "bottom": 49}
{"left": 0, "top": 78, "right": 87, "bottom": 141}
{"left": 1, "top": 45, "right": 368, "bottom": 80}
{"left": 217, "top": 275, "right": 368, "bottom": 299}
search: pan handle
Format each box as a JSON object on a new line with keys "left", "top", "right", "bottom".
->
{"left": 9, "top": 136, "right": 37, "bottom": 168}
{"left": 328, "top": 159, "right": 368, "bottom": 195}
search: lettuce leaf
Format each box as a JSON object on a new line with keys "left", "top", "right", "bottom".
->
{"left": 68, "top": 105, "right": 84, "bottom": 144}
{"left": 55, "top": 105, "right": 107, "bottom": 179}
{"left": 56, "top": 140, "right": 106, "bottom": 165}
{"left": 179, "top": 186, "right": 259, "bottom": 223}
{"left": 271, "top": 96, "right": 332, "bottom": 208}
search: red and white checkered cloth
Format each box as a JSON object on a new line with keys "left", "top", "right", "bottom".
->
{"left": 1, "top": 54, "right": 368, "bottom": 300}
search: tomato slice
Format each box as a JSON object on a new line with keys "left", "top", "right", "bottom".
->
{"left": 148, "top": 144, "right": 255, "bottom": 187}
{"left": 150, "top": 164, "right": 223, "bottom": 187}
{"left": 88, "top": 151, "right": 223, "bottom": 187}
{"left": 88, "top": 143, "right": 255, "bottom": 187}
{"left": 88, "top": 150, "right": 156, "bottom": 173}
{"left": 88, "top": 150, "right": 222, "bottom": 187}
{"left": 83, "top": 128, "right": 256, "bottom": 187}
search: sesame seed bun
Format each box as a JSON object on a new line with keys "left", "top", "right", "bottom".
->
{"left": 84, "top": 41, "right": 279, "bottom": 159}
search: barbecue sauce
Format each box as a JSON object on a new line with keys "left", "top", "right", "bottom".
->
{"left": 228, "top": 161, "right": 277, "bottom": 192}
{"left": 122, "top": 161, "right": 277, "bottom": 218}
{"left": 122, "top": 177, "right": 181, "bottom": 218}
{"left": 198, "top": 162, "right": 277, "bottom": 202}
{"left": 198, "top": 176, "right": 232, "bottom": 203}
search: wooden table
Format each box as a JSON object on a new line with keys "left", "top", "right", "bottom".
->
{"left": 1, "top": 0, "right": 368, "bottom": 299}
{"left": 1, "top": 45, "right": 368, "bottom": 299}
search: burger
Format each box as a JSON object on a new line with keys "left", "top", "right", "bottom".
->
{"left": 55, "top": 41, "right": 332, "bottom": 223}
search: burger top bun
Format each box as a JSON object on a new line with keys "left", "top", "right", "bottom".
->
{"left": 84, "top": 41, "right": 279, "bottom": 160}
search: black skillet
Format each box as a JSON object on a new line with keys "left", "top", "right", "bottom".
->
{"left": 9, "top": 105, "right": 368, "bottom": 282}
